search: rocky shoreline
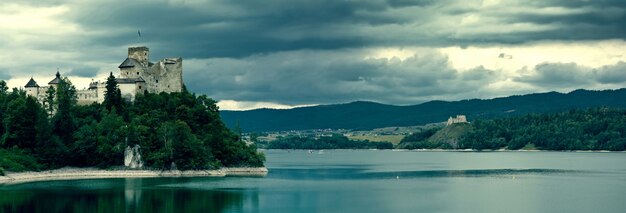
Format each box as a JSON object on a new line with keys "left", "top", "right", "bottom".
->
{"left": 0, "top": 167, "right": 268, "bottom": 185}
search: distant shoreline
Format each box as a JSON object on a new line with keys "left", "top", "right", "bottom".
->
{"left": 264, "top": 148, "right": 626, "bottom": 153}
{"left": 0, "top": 167, "right": 268, "bottom": 185}
{"left": 393, "top": 149, "right": 626, "bottom": 152}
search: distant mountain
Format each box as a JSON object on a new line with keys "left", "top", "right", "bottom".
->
{"left": 220, "top": 88, "right": 626, "bottom": 132}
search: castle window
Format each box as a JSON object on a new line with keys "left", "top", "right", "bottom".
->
{"left": 127, "top": 72, "right": 129, "bottom": 75}
{"left": 156, "top": 80, "right": 159, "bottom": 83}
{"left": 139, "top": 86, "right": 142, "bottom": 89}
{"left": 137, "top": 72, "right": 139, "bottom": 75}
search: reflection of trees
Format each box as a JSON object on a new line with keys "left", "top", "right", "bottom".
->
{"left": 0, "top": 178, "right": 252, "bottom": 213}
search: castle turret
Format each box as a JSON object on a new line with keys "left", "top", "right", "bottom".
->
{"left": 48, "top": 71, "right": 62, "bottom": 86}
{"left": 119, "top": 46, "right": 150, "bottom": 78}
{"left": 25, "top": 77, "right": 40, "bottom": 97}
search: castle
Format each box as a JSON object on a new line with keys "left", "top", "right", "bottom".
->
{"left": 24, "top": 46, "right": 183, "bottom": 105}
{"left": 446, "top": 115, "right": 468, "bottom": 125}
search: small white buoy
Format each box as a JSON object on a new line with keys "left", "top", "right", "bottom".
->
{"left": 396, "top": 176, "right": 399, "bottom": 179}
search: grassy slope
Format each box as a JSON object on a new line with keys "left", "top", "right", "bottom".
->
{"left": 426, "top": 123, "right": 472, "bottom": 148}
{"left": 397, "top": 123, "right": 472, "bottom": 149}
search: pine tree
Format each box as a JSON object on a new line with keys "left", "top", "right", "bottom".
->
{"left": 52, "top": 77, "right": 77, "bottom": 148}
{"left": 44, "top": 86, "right": 56, "bottom": 116}
{"left": 103, "top": 72, "right": 122, "bottom": 112}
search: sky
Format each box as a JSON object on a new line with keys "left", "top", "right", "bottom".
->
{"left": 1, "top": 0, "right": 625, "bottom": 110}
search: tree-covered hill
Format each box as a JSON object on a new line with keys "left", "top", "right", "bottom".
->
{"left": 0, "top": 78, "right": 264, "bottom": 173}
{"left": 221, "top": 89, "right": 626, "bottom": 132}
{"left": 399, "top": 108, "right": 626, "bottom": 151}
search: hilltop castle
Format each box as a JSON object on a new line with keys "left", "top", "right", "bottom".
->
{"left": 25, "top": 46, "right": 183, "bottom": 105}
{"left": 446, "top": 115, "right": 468, "bottom": 125}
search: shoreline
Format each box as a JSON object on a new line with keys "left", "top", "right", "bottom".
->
{"left": 262, "top": 148, "right": 626, "bottom": 153}
{"left": 0, "top": 167, "right": 268, "bottom": 185}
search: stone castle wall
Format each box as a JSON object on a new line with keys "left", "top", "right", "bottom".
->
{"left": 25, "top": 46, "right": 183, "bottom": 105}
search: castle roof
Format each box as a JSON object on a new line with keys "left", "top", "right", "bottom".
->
{"left": 116, "top": 77, "right": 145, "bottom": 84}
{"left": 25, "top": 78, "right": 39, "bottom": 88}
{"left": 118, "top": 57, "right": 140, "bottom": 68}
{"left": 48, "top": 71, "right": 62, "bottom": 85}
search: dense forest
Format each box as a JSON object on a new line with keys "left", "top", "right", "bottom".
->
{"left": 222, "top": 89, "right": 626, "bottom": 132}
{"left": 0, "top": 76, "right": 264, "bottom": 174}
{"left": 400, "top": 108, "right": 626, "bottom": 151}
{"left": 266, "top": 134, "right": 393, "bottom": 150}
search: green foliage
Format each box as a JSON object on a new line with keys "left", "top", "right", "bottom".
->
{"left": 0, "top": 148, "right": 43, "bottom": 172}
{"left": 0, "top": 80, "right": 264, "bottom": 171}
{"left": 44, "top": 86, "right": 56, "bottom": 116}
{"left": 103, "top": 72, "right": 123, "bottom": 112}
{"left": 268, "top": 134, "right": 393, "bottom": 150}
{"left": 458, "top": 108, "right": 626, "bottom": 151}
{"left": 399, "top": 108, "right": 626, "bottom": 151}
{"left": 52, "top": 78, "right": 77, "bottom": 146}
{"left": 152, "top": 121, "right": 217, "bottom": 170}
{"left": 399, "top": 124, "right": 471, "bottom": 149}
{"left": 0, "top": 81, "right": 7, "bottom": 93}
{"left": 0, "top": 167, "right": 4, "bottom": 176}
{"left": 401, "top": 127, "right": 441, "bottom": 143}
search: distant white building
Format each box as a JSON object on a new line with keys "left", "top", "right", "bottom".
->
{"left": 446, "top": 115, "right": 468, "bottom": 125}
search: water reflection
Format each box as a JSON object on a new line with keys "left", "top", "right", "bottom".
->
{"left": 269, "top": 167, "right": 587, "bottom": 180}
{"left": 0, "top": 178, "right": 253, "bottom": 213}
{"left": 2, "top": 150, "right": 626, "bottom": 213}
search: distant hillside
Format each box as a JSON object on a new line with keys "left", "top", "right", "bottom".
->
{"left": 220, "top": 88, "right": 626, "bottom": 132}
{"left": 397, "top": 123, "right": 471, "bottom": 149}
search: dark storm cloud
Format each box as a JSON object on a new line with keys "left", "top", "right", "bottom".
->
{"left": 184, "top": 50, "right": 500, "bottom": 105}
{"left": 59, "top": 0, "right": 626, "bottom": 59}
{"left": 3, "top": 0, "right": 626, "bottom": 106}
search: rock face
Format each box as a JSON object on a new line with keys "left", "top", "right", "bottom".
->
{"left": 124, "top": 145, "right": 144, "bottom": 169}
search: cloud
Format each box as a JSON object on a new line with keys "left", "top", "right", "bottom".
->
{"left": 515, "top": 62, "right": 593, "bottom": 88}
{"left": 67, "top": 65, "right": 100, "bottom": 77}
{"left": 514, "top": 61, "right": 626, "bottom": 89}
{"left": 2, "top": 0, "right": 626, "bottom": 108}
{"left": 0, "top": 69, "right": 11, "bottom": 80}
{"left": 24, "top": 0, "right": 623, "bottom": 60}
{"left": 184, "top": 49, "right": 502, "bottom": 105}
{"left": 594, "top": 61, "right": 626, "bottom": 84}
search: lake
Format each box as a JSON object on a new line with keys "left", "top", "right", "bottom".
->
{"left": 2, "top": 150, "right": 626, "bottom": 212}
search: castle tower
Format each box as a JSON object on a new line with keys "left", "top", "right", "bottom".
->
{"left": 119, "top": 46, "right": 149, "bottom": 78}
{"left": 24, "top": 77, "right": 40, "bottom": 97}
{"left": 128, "top": 46, "right": 149, "bottom": 65}
{"left": 48, "top": 71, "right": 62, "bottom": 90}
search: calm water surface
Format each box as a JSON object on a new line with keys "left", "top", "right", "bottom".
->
{"left": 2, "top": 150, "right": 626, "bottom": 212}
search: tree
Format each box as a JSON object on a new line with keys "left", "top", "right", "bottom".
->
{"left": 52, "top": 78, "right": 77, "bottom": 146}
{"left": 0, "top": 80, "right": 7, "bottom": 94}
{"left": 44, "top": 86, "right": 56, "bottom": 116}
{"left": 1, "top": 95, "right": 42, "bottom": 150}
{"left": 103, "top": 72, "right": 122, "bottom": 112}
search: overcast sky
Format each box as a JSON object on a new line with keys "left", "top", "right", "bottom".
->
{"left": 2, "top": 0, "right": 625, "bottom": 110}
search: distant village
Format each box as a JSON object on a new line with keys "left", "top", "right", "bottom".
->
{"left": 243, "top": 115, "right": 468, "bottom": 145}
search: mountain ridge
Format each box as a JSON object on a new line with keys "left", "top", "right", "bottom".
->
{"left": 220, "top": 88, "right": 626, "bottom": 132}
